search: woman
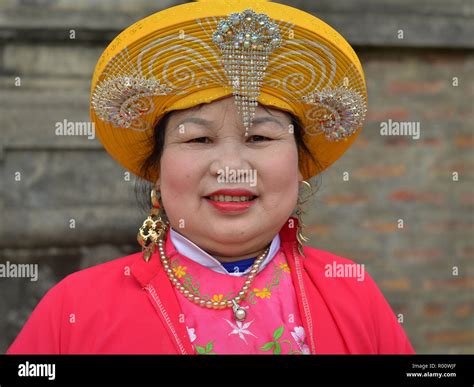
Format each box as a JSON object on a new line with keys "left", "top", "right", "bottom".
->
{"left": 7, "top": 0, "right": 414, "bottom": 354}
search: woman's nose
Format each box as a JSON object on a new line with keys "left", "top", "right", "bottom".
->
{"left": 209, "top": 140, "right": 253, "bottom": 177}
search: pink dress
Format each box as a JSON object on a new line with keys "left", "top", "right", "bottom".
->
{"left": 165, "top": 234, "right": 310, "bottom": 354}
{"left": 6, "top": 217, "right": 415, "bottom": 354}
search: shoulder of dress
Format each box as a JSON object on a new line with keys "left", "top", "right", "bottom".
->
{"left": 299, "top": 245, "right": 378, "bottom": 294}
{"left": 300, "top": 245, "right": 360, "bottom": 266}
{"left": 53, "top": 252, "right": 143, "bottom": 296}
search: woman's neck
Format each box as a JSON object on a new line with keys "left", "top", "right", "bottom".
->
{"left": 210, "top": 245, "right": 270, "bottom": 263}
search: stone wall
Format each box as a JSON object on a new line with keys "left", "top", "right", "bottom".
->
{"left": 1, "top": 0, "right": 473, "bottom": 353}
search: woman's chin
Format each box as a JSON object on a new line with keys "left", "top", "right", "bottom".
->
{"left": 206, "top": 226, "right": 259, "bottom": 244}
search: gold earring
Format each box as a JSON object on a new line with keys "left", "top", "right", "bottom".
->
{"left": 295, "top": 180, "right": 313, "bottom": 257}
{"left": 137, "top": 188, "right": 169, "bottom": 262}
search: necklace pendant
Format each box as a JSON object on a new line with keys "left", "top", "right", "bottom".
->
{"left": 234, "top": 307, "right": 247, "bottom": 322}
{"left": 232, "top": 300, "right": 247, "bottom": 322}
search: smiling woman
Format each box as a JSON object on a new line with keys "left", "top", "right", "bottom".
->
{"left": 7, "top": 0, "right": 414, "bottom": 355}
{"left": 136, "top": 96, "right": 319, "bottom": 263}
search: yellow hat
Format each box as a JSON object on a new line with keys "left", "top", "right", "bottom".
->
{"left": 90, "top": 0, "right": 367, "bottom": 182}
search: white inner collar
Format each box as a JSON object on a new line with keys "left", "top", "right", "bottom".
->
{"left": 169, "top": 227, "right": 281, "bottom": 277}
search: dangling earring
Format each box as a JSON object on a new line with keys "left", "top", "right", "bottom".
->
{"left": 137, "top": 188, "right": 169, "bottom": 262}
{"left": 295, "top": 180, "right": 313, "bottom": 257}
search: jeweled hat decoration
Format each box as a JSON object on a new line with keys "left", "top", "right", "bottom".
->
{"left": 302, "top": 86, "right": 367, "bottom": 141}
{"left": 90, "top": 0, "right": 368, "bottom": 182}
{"left": 212, "top": 9, "right": 282, "bottom": 135}
{"left": 92, "top": 76, "right": 172, "bottom": 130}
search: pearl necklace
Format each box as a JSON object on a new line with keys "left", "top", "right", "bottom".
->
{"left": 157, "top": 238, "right": 270, "bottom": 322}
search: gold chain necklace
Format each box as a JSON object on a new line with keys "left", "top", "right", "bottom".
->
{"left": 157, "top": 238, "right": 270, "bottom": 322}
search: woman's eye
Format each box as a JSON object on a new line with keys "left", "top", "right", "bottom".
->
{"left": 187, "top": 137, "right": 211, "bottom": 143}
{"left": 186, "top": 135, "right": 271, "bottom": 143}
{"left": 248, "top": 135, "right": 271, "bottom": 142}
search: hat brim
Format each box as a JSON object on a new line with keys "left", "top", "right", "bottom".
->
{"left": 90, "top": 0, "right": 367, "bottom": 182}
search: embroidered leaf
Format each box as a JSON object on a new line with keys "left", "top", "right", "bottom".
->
{"left": 183, "top": 277, "right": 201, "bottom": 296}
{"left": 196, "top": 345, "right": 206, "bottom": 354}
{"left": 223, "top": 291, "right": 234, "bottom": 302}
{"left": 260, "top": 342, "right": 275, "bottom": 351}
{"left": 273, "top": 326, "right": 284, "bottom": 340}
{"left": 205, "top": 341, "right": 214, "bottom": 353}
{"left": 267, "top": 268, "right": 283, "bottom": 290}
{"left": 246, "top": 291, "right": 257, "bottom": 305}
{"left": 273, "top": 342, "right": 282, "bottom": 355}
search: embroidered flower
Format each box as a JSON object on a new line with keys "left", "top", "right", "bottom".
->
{"left": 279, "top": 262, "right": 291, "bottom": 273}
{"left": 186, "top": 326, "right": 197, "bottom": 343}
{"left": 291, "top": 326, "right": 310, "bottom": 354}
{"left": 211, "top": 294, "right": 224, "bottom": 302}
{"left": 173, "top": 265, "right": 187, "bottom": 278}
{"left": 224, "top": 319, "right": 258, "bottom": 344}
{"left": 254, "top": 287, "right": 271, "bottom": 299}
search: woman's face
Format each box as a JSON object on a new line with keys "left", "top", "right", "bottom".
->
{"left": 157, "top": 95, "right": 303, "bottom": 258}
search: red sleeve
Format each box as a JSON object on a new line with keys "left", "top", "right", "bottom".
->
{"left": 365, "top": 273, "right": 416, "bottom": 354}
{"left": 6, "top": 279, "right": 67, "bottom": 354}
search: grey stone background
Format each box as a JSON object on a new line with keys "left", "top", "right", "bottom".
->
{"left": 1, "top": 0, "right": 473, "bottom": 353}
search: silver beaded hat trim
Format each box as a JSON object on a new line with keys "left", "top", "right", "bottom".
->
{"left": 91, "top": 8, "right": 367, "bottom": 142}
{"left": 212, "top": 9, "right": 282, "bottom": 135}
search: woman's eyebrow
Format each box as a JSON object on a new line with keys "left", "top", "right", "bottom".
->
{"left": 174, "top": 117, "right": 213, "bottom": 130}
{"left": 174, "top": 115, "right": 286, "bottom": 131}
{"left": 252, "top": 116, "right": 285, "bottom": 129}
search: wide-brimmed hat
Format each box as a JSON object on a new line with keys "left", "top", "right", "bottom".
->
{"left": 90, "top": 0, "right": 367, "bottom": 182}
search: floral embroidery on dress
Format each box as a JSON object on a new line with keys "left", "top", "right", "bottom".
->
{"left": 211, "top": 294, "right": 224, "bottom": 302}
{"left": 291, "top": 326, "right": 311, "bottom": 354}
{"left": 224, "top": 319, "right": 258, "bottom": 344}
{"left": 246, "top": 259, "right": 290, "bottom": 304}
{"left": 186, "top": 326, "right": 197, "bottom": 343}
{"left": 173, "top": 265, "right": 187, "bottom": 278}
{"left": 279, "top": 262, "right": 291, "bottom": 273}
{"left": 170, "top": 248, "right": 308, "bottom": 354}
{"left": 195, "top": 340, "right": 217, "bottom": 354}
{"left": 170, "top": 257, "right": 234, "bottom": 302}
{"left": 170, "top": 257, "right": 291, "bottom": 306}
{"left": 254, "top": 287, "right": 272, "bottom": 299}
{"left": 260, "top": 325, "right": 310, "bottom": 355}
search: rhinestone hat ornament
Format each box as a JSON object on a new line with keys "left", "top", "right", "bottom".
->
{"left": 302, "top": 85, "right": 367, "bottom": 142}
{"left": 91, "top": 75, "right": 171, "bottom": 130}
{"left": 212, "top": 9, "right": 282, "bottom": 135}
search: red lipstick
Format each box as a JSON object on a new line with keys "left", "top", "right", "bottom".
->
{"left": 203, "top": 189, "right": 259, "bottom": 214}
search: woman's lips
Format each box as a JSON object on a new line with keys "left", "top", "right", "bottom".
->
{"left": 203, "top": 196, "right": 258, "bottom": 213}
